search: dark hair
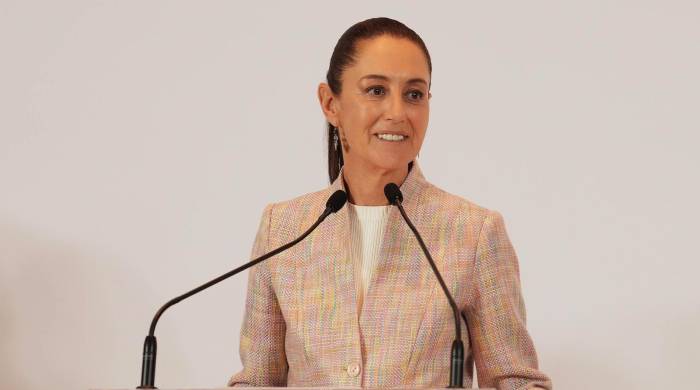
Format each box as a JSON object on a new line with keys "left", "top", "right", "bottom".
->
{"left": 325, "top": 17, "right": 432, "bottom": 183}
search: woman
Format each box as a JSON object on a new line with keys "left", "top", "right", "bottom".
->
{"left": 229, "top": 17, "right": 552, "bottom": 389}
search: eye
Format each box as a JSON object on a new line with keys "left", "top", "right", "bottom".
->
{"left": 366, "top": 86, "right": 386, "bottom": 96}
{"left": 406, "top": 90, "right": 425, "bottom": 101}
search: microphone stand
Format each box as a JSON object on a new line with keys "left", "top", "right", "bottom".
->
{"left": 137, "top": 190, "right": 347, "bottom": 389}
{"left": 384, "top": 184, "right": 464, "bottom": 388}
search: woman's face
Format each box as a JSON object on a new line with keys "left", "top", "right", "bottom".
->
{"left": 320, "top": 35, "right": 431, "bottom": 173}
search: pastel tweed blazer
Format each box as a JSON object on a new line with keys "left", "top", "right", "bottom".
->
{"left": 228, "top": 161, "right": 552, "bottom": 389}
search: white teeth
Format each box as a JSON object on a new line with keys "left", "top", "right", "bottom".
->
{"left": 377, "top": 133, "right": 406, "bottom": 141}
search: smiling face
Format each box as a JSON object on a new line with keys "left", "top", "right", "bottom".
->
{"left": 319, "top": 35, "right": 431, "bottom": 173}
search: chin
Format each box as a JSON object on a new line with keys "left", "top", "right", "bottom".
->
{"left": 370, "top": 155, "right": 413, "bottom": 172}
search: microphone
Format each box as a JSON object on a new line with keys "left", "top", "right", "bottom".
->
{"left": 384, "top": 183, "right": 465, "bottom": 388}
{"left": 137, "top": 190, "right": 347, "bottom": 389}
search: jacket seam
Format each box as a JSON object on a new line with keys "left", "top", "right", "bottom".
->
{"left": 264, "top": 202, "right": 274, "bottom": 253}
{"left": 470, "top": 209, "right": 493, "bottom": 311}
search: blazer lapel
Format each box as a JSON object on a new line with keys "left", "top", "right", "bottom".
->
{"left": 354, "top": 162, "right": 440, "bottom": 380}
{"left": 297, "top": 169, "right": 362, "bottom": 367}
{"left": 308, "top": 161, "right": 440, "bottom": 383}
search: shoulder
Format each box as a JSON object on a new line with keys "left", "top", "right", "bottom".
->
{"left": 259, "top": 186, "right": 335, "bottom": 241}
{"left": 419, "top": 181, "right": 496, "bottom": 224}
{"left": 269, "top": 186, "right": 332, "bottom": 217}
{"left": 419, "top": 182, "right": 511, "bottom": 255}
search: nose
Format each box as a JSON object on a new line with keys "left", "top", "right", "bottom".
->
{"left": 384, "top": 91, "right": 407, "bottom": 123}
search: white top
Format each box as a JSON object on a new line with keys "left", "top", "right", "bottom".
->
{"left": 346, "top": 202, "right": 392, "bottom": 315}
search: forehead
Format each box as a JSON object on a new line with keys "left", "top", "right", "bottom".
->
{"left": 346, "top": 35, "right": 431, "bottom": 82}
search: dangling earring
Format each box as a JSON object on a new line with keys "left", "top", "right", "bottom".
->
{"left": 333, "top": 127, "right": 340, "bottom": 151}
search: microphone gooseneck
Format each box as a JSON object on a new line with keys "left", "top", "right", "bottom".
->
{"left": 384, "top": 183, "right": 465, "bottom": 388}
{"left": 137, "top": 190, "right": 347, "bottom": 389}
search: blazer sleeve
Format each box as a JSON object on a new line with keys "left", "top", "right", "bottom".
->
{"left": 228, "top": 203, "right": 289, "bottom": 387}
{"left": 465, "top": 210, "right": 552, "bottom": 390}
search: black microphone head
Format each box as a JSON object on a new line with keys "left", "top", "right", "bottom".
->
{"left": 384, "top": 183, "right": 403, "bottom": 205}
{"left": 326, "top": 190, "right": 347, "bottom": 213}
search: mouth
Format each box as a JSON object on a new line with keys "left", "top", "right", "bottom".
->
{"left": 374, "top": 133, "right": 409, "bottom": 142}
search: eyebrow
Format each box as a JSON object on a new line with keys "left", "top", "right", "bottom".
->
{"left": 359, "top": 74, "right": 428, "bottom": 86}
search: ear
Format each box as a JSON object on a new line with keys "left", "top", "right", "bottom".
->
{"left": 317, "top": 82, "right": 340, "bottom": 127}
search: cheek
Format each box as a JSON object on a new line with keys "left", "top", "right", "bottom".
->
{"left": 354, "top": 103, "right": 383, "bottom": 125}
{"left": 343, "top": 101, "right": 383, "bottom": 133}
{"left": 408, "top": 106, "right": 429, "bottom": 132}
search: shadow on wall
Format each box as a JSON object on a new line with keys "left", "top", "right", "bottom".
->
{"left": 661, "top": 309, "right": 700, "bottom": 386}
{"left": 542, "top": 306, "right": 700, "bottom": 389}
{"left": 0, "top": 218, "right": 189, "bottom": 390}
{"left": 0, "top": 257, "right": 27, "bottom": 390}
{"left": 544, "top": 347, "right": 627, "bottom": 390}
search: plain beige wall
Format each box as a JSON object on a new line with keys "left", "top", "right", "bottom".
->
{"left": 1, "top": 1, "right": 699, "bottom": 389}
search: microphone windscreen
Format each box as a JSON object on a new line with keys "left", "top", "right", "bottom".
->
{"left": 384, "top": 183, "right": 403, "bottom": 204}
{"left": 326, "top": 190, "right": 347, "bottom": 213}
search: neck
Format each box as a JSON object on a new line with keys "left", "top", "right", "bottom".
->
{"left": 342, "top": 160, "right": 411, "bottom": 206}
